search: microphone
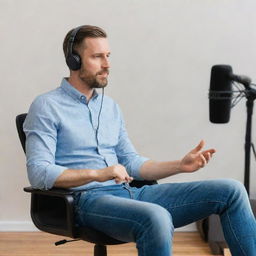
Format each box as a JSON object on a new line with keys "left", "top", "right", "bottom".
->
{"left": 209, "top": 65, "right": 233, "bottom": 123}
{"left": 209, "top": 65, "right": 252, "bottom": 123}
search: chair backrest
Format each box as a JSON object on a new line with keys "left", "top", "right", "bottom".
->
{"left": 16, "top": 113, "right": 78, "bottom": 238}
{"left": 16, "top": 113, "right": 27, "bottom": 153}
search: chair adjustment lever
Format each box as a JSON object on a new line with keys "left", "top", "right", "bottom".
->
{"left": 55, "top": 239, "right": 81, "bottom": 246}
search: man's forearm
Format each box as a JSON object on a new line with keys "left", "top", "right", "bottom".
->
{"left": 54, "top": 164, "right": 133, "bottom": 189}
{"left": 139, "top": 160, "right": 182, "bottom": 180}
{"left": 54, "top": 169, "right": 99, "bottom": 188}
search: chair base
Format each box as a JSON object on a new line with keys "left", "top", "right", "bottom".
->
{"left": 94, "top": 244, "right": 107, "bottom": 256}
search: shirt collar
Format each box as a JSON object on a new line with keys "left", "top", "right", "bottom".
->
{"left": 60, "top": 78, "right": 99, "bottom": 103}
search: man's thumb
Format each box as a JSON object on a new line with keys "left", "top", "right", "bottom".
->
{"left": 192, "top": 140, "right": 205, "bottom": 153}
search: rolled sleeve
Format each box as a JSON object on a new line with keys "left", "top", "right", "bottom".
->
{"left": 45, "top": 164, "right": 67, "bottom": 189}
{"left": 127, "top": 155, "right": 149, "bottom": 180}
{"left": 24, "top": 96, "right": 67, "bottom": 190}
{"left": 27, "top": 163, "right": 67, "bottom": 190}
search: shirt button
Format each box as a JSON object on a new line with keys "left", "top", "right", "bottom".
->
{"left": 80, "top": 95, "right": 85, "bottom": 101}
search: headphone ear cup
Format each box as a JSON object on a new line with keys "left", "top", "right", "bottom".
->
{"left": 66, "top": 53, "right": 81, "bottom": 71}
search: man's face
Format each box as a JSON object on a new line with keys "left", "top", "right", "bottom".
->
{"left": 78, "top": 37, "right": 110, "bottom": 89}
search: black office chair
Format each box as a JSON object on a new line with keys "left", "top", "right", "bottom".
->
{"left": 16, "top": 113, "right": 157, "bottom": 256}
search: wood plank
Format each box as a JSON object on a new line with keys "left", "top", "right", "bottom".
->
{"left": 0, "top": 231, "right": 227, "bottom": 256}
{"left": 224, "top": 248, "right": 232, "bottom": 256}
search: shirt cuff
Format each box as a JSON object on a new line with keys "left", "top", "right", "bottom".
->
{"left": 129, "top": 156, "right": 149, "bottom": 180}
{"left": 45, "top": 164, "right": 67, "bottom": 190}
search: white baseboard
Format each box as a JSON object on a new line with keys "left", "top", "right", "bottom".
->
{"left": 0, "top": 221, "right": 39, "bottom": 231}
{"left": 0, "top": 221, "right": 196, "bottom": 232}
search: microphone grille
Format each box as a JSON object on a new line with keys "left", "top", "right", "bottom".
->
{"left": 209, "top": 65, "right": 233, "bottom": 123}
{"left": 210, "top": 65, "right": 233, "bottom": 91}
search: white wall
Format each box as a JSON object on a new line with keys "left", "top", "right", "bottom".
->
{"left": 1, "top": 0, "right": 256, "bottom": 231}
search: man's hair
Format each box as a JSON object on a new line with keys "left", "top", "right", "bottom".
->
{"left": 63, "top": 25, "right": 107, "bottom": 58}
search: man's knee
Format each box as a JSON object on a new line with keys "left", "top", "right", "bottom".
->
{"left": 216, "top": 178, "right": 249, "bottom": 210}
{"left": 220, "top": 178, "right": 247, "bottom": 198}
{"left": 139, "top": 203, "right": 174, "bottom": 241}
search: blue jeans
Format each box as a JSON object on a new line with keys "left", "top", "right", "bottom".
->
{"left": 74, "top": 179, "right": 256, "bottom": 256}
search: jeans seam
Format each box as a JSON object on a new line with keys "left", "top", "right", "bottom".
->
{"left": 123, "top": 183, "right": 134, "bottom": 199}
{"left": 225, "top": 209, "right": 247, "bottom": 256}
{"left": 167, "top": 200, "right": 247, "bottom": 256}
{"left": 168, "top": 200, "right": 227, "bottom": 209}
{"left": 84, "top": 212, "right": 143, "bottom": 226}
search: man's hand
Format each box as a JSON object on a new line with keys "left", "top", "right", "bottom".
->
{"left": 178, "top": 140, "right": 216, "bottom": 173}
{"left": 96, "top": 164, "right": 133, "bottom": 184}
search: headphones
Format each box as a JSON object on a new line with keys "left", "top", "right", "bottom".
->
{"left": 66, "top": 26, "right": 105, "bottom": 141}
{"left": 65, "top": 26, "right": 83, "bottom": 71}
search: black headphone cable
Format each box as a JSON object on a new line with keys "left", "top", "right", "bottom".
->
{"left": 95, "top": 88, "right": 104, "bottom": 146}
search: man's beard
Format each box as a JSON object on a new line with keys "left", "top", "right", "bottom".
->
{"left": 79, "top": 66, "right": 109, "bottom": 89}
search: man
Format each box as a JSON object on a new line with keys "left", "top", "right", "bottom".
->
{"left": 24, "top": 25, "right": 256, "bottom": 256}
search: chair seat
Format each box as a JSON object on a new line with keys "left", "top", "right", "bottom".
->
{"left": 77, "top": 226, "right": 126, "bottom": 245}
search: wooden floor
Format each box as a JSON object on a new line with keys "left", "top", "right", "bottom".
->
{"left": 0, "top": 232, "right": 228, "bottom": 256}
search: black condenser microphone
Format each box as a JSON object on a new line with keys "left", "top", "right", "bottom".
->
{"left": 209, "top": 65, "right": 233, "bottom": 123}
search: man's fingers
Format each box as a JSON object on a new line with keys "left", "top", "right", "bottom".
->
{"left": 204, "top": 152, "right": 212, "bottom": 162}
{"left": 199, "top": 148, "right": 216, "bottom": 167}
{"left": 114, "top": 177, "right": 122, "bottom": 184}
{"left": 192, "top": 140, "right": 205, "bottom": 153}
{"left": 115, "top": 175, "right": 133, "bottom": 184}
{"left": 202, "top": 149, "right": 216, "bottom": 159}
{"left": 199, "top": 154, "right": 207, "bottom": 167}
{"left": 126, "top": 176, "right": 133, "bottom": 183}
{"left": 202, "top": 152, "right": 210, "bottom": 163}
{"left": 208, "top": 148, "right": 216, "bottom": 155}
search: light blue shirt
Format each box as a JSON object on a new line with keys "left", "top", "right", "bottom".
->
{"left": 23, "top": 78, "right": 148, "bottom": 190}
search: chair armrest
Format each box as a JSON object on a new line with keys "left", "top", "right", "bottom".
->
{"left": 24, "top": 186, "right": 77, "bottom": 238}
{"left": 24, "top": 186, "right": 75, "bottom": 196}
{"left": 130, "top": 180, "right": 157, "bottom": 188}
